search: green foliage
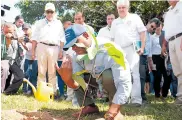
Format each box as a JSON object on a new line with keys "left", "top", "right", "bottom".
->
{"left": 130, "top": 1, "right": 169, "bottom": 24}
{"left": 15, "top": 0, "right": 67, "bottom": 24}
{"left": 15, "top": 1, "right": 169, "bottom": 30}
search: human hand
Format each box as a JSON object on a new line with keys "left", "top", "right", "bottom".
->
{"left": 161, "top": 47, "right": 167, "bottom": 57}
{"left": 104, "top": 104, "right": 121, "bottom": 120}
{"left": 18, "top": 37, "right": 24, "bottom": 43}
{"left": 55, "top": 55, "right": 78, "bottom": 89}
{"left": 32, "top": 51, "right": 35, "bottom": 60}
{"left": 137, "top": 48, "right": 144, "bottom": 55}
{"left": 5, "top": 33, "right": 13, "bottom": 39}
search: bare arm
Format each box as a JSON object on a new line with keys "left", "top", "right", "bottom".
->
{"left": 31, "top": 40, "right": 37, "bottom": 60}
{"left": 139, "top": 31, "right": 146, "bottom": 55}
{"left": 162, "top": 38, "right": 167, "bottom": 56}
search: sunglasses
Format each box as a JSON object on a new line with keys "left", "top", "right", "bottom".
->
{"left": 151, "top": 25, "right": 156, "bottom": 31}
{"left": 46, "top": 11, "right": 54, "bottom": 14}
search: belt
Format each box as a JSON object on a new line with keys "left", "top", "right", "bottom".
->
{"left": 168, "top": 32, "right": 182, "bottom": 41}
{"left": 40, "top": 42, "right": 57, "bottom": 46}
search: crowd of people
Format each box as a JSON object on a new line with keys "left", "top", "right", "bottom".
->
{"left": 1, "top": 0, "right": 182, "bottom": 119}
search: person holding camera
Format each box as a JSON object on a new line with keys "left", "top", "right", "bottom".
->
{"left": 20, "top": 23, "right": 38, "bottom": 95}
{"left": 1, "top": 22, "right": 24, "bottom": 95}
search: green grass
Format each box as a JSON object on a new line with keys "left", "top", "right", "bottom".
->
{"left": 1, "top": 92, "right": 182, "bottom": 120}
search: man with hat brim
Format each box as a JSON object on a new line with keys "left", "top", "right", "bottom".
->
{"left": 56, "top": 24, "right": 132, "bottom": 120}
{"left": 31, "top": 3, "right": 66, "bottom": 94}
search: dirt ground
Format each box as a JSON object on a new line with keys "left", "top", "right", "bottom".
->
{"left": 1, "top": 110, "right": 65, "bottom": 120}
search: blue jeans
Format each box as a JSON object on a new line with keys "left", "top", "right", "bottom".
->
{"left": 170, "top": 71, "right": 178, "bottom": 98}
{"left": 149, "top": 72, "right": 154, "bottom": 94}
{"left": 23, "top": 59, "right": 38, "bottom": 92}
{"left": 56, "top": 61, "right": 65, "bottom": 96}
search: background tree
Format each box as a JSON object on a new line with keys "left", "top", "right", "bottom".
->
{"left": 16, "top": 0, "right": 169, "bottom": 32}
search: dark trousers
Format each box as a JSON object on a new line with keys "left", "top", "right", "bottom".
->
{"left": 56, "top": 61, "right": 65, "bottom": 96}
{"left": 4, "top": 62, "right": 24, "bottom": 94}
{"left": 152, "top": 55, "right": 171, "bottom": 98}
{"left": 74, "top": 69, "right": 116, "bottom": 106}
{"left": 23, "top": 59, "right": 38, "bottom": 92}
{"left": 140, "top": 55, "right": 147, "bottom": 101}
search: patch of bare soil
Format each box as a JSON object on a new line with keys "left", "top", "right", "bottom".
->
{"left": 1, "top": 110, "right": 64, "bottom": 120}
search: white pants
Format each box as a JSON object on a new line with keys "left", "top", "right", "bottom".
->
{"left": 67, "top": 87, "right": 74, "bottom": 99}
{"left": 122, "top": 45, "right": 142, "bottom": 104}
{"left": 36, "top": 43, "right": 59, "bottom": 92}
{"left": 169, "top": 36, "right": 182, "bottom": 100}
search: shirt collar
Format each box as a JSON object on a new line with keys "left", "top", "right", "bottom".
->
{"left": 45, "top": 18, "right": 56, "bottom": 24}
{"left": 106, "top": 25, "right": 111, "bottom": 30}
{"left": 119, "top": 12, "right": 130, "bottom": 21}
{"left": 169, "top": 1, "right": 181, "bottom": 10}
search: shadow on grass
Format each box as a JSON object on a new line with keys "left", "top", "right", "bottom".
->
{"left": 122, "top": 96, "right": 182, "bottom": 120}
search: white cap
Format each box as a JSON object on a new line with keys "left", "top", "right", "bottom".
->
{"left": 117, "top": 0, "right": 130, "bottom": 7}
{"left": 45, "top": 3, "right": 55, "bottom": 11}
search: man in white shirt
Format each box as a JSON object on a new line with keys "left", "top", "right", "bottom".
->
{"left": 31, "top": 3, "right": 65, "bottom": 93}
{"left": 140, "top": 18, "right": 161, "bottom": 103}
{"left": 74, "top": 12, "right": 95, "bottom": 35}
{"left": 97, "top": 14, "right": 115, "bottom": 40}
{"left": 111, "top": 0, "right": 146, "bottom": 106}
{"left": 163, "top": 0, "right": 182, "bottom": 105}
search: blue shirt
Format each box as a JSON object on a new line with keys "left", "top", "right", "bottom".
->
{"left": 143, "top": 31, "right": 152, "bottom": 57}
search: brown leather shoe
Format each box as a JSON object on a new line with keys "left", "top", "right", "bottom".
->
{"left": 72, "top": 106, "right": 99, "bottom": 117}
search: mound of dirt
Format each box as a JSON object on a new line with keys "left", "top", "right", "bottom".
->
{"left": 1, "top": 110, "right": 64, "bottom": 120}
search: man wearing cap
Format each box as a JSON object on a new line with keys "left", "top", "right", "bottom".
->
{"left": 32, "top": 3, "right": 65, "bottom": 93}
{"left": 56, "top": 24, "right": 132, "bottom": 119}
{"left": 110, "top": 0, "right": 146, "bottom": 106}
{"left": 162, "top": 0, "right": 182, "bottom": 105}
{"left": 97, "top": 14, "right": 115, "bottom": 40}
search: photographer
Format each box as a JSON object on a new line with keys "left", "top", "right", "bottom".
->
{"left": 20, "top": 23, "right": 38, "bottom": 95}
{"left": 2, "top": 22, "right": 24, "bottom": 95}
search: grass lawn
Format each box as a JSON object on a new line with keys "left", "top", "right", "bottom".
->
{"left": 1, "top": 92, "right": 182, "bottom": 120}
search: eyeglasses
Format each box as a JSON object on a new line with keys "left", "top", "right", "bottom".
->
{"left": 151, "top": 25, "right": 156, "bottom": 31}
{"left": 46, "top": 11, "right": 54, "bottom": 14}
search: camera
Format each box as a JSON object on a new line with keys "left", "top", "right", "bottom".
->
{"left": 24, "top": 35, "right": 30, "bottom": 43}
{"left": 1, "top": 5, "right": 11, "bottom": 17}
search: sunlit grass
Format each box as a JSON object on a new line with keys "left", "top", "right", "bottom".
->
{"left": 1, "top": 93, "right": 182, "bottom": 120}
